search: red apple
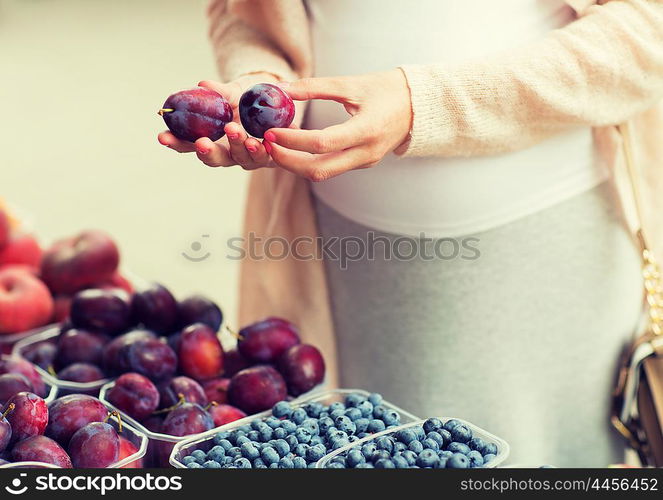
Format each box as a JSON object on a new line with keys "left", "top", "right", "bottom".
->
{"left": 41, "top": 230, "right": 119, "bottom": 294}
{"left": 0, "top": 234, "right": 41, "bottom": 270}
{"left": 0, "top": 211, "right": 9, "bottom": 250}
{"left": 0, "top": 268, "right": 54, "bottom": 335}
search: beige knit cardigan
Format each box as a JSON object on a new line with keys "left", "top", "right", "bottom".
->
{"left": 208, "top": 0, "right": 663, "bottom": 386}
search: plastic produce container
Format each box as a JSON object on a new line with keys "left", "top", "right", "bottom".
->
{"left": 0, "top": 401, "right": 149, "bottom": 469}
{"left": 0, "top": 324, "right": 55, "bottom": 355}
{"left": 169, "top": 388, "right": 420, "bottom": 468}
{"left": 316, "top": 417, "right": 510, "bottom": 468}
{"left": 13, "top": 326, "right": 112, "bottom": 397}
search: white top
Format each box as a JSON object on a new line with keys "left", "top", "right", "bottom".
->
{"left": 305, "top": 0, "right": 609, "bottom": 237}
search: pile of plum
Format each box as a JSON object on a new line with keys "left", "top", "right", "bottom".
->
{"left": 0, "top": 392, "right": 142, "bottom": 468}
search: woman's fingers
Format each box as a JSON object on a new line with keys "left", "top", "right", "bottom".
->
{"left": 279, "top": 77, "right": 352, "bottom": 102}
{"left": 198, "top": 80, "right": 242, "bottom": 107}
{"left": 224, "top": 122, "right": 252, "bottom": 165}
{"left": 245, "top": 137, "right": 271, "bottom": 165}
{"left": 158, "top": 131, "right": 197, "bottom": 153}
{"left": 265, "top": 141, "right": 374, "bottom": 182}
{"left": 194, "top": 137, "right": 233, "bottom": 167}
{"left": 264, "top": 118, "right": 366, "bottom": 154}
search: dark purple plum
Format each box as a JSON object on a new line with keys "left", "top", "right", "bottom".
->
{"left": 222, "top": 347, "right": 250, "bottom": 377}
{"left": 201, "top": 377, "right": 230, "bottom": 404}
{"left": 0, "top": 373, "right": 33, "bottom": 405}
{"left": 177, "top": 295, "right": 223, "bottom": 331}
{"left": 106, "top": 373, "right": 159, "bottom": 422}
{"left": 55, "top": 329, "right": 109, "bottom": 368}
{"left": 124, "top": 338, "right": 177, "bottom": 381}
{"left": 131, "top": 283, "right": 178, "bottom": 334}
{"left": 20, "top": 340, "right": 57, "bottom": 370}
{"left": 142, "top": 415, "right": 164, "bottom": 434}
{"left": 278, "top": 344, "right": 325, "bottom": 396}
{"left": 46, "top": 394, "right": 108, "bottom": 446}
{"left": 4, "top": 392, "right": 48, "bottom": 443}
{"left": 159, "top": 376, "right": 206, "bottom": 409}
{"left": 11, "top": 435, "right": 72, "bottom": 468}
{"left": 177, "top": 323, "right": 223, "bottom": 381}
{"left": 156, "top": 402, "right": 214, "bottom": 466}
{"left": 238, "top": 317, "right": 300, "bottom": 363}
{"left": 0, "top": 355, "right": 46, "bottom": 397}
{"left": 68, "top": 422, "right": 119, "bottom": 468}
{"left": 0, "top": 404, "right": 12, "bottom": 452}
{"left": 239, "top": 83, "right": 295, "bottom": 138}
{"left": 228, "top": 365, "right": 287, "bottom": 414}
{"left": 102, "top": 329, "right": 155, "bottom": 375}
{"left": 70, "top": 288, "right": 132, "bottom": 335}
{"left": 57, "top": 363, "right": 105, "bottom": 383}
{"left": 159, "top": 87, "right": 232, "bottom": 142}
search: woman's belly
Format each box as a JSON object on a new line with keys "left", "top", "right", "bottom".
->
{"left": 305, "top": 0, "right": 608, "bottom": 237}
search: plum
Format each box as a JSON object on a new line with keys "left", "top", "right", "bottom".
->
{"left": 0, "top": 355, "right": 46, "bottom": 397}
{"left": 20, "top": 340, "right": 56, "bottom": 370}
{"left": 238, "top": 317, "right": 300, "bottom": 363}
{"left": 222, "top": 347, "right": 250, "bottom": 377}
{"left": 177, "top": 295, "right": 223, "bottom": 331}
{"left": 157, "top": 402, "right": 214, "bottom": 467}
{"left": 0, "top": 404, "right": 12, "bottom": 452}
{"left": 119, "top": 437, "right": 143, "bottom": 468}
{"left": 159, "top": 376, "right": 206, "bottom": 409}
{"left": 70, "top": 288, "right": 132, "bottom": 335}
{"left": 46, "top": 394, "right": 108, "bottom": 445}
{"left": 4, "top": 392, "right": 48, "bottom": 443}
{"left": 57, "top": 363, "right": 105, "bottom": 383}
{"left": 123, "top": 338, "right": 177, "bottom": 381}
{"left": 278, "top": 344, "right": 325, "bottom": 396}
{"left": 102, "top": 329, "right": 155, "bottom": 375}
{"left": 131, "top": 283, "right": 178, "bottom": 334}
{"left": 159, "top": 88, "right": 232, "bottom": 142}
{"left": 177, "top": 323, "right": 223, "bottom": 381}
{"left": 11, "top": 435, "right": 72, "bottom": 468}
{"left": 0, "top": 373, "right": 33, "bottom": 405}
{"left": 201, "top": 377, "right": 230, "bottom": 404}
{"left": 106, "top": 373, "right": 159, "bottom": 422}
{"left": 207, "top": 403, "right": 246, "bottom": 427}
{"left": 55, "top": 328, "right": 109, "bottom": 368}
{"left": 68, "top": 421, "right": 119, "bottom": 468}
{"left": 239, "top": 83, "right": 295, "bottom": 138}
{"left": 228, "top": 365, "right": 287, "bottom": 414}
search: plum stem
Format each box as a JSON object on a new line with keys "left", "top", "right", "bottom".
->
{"left": 105, "top": 410, "right": 124, "bottom": 433}
{"left": 204, "top": 401, "right": 218, "bottom": 411}
{"left": 225, "top": 325, "right": 244, "bottom": 342}
{"left": 47, "top": 365, "right": 57, "bottom": 377}
{"left": 152, "top": 393, "right": 187, "bottom": 415}
{"left": 1, "top": 403, "right": 15, "bottom": 419}
{"left": 157, "top": 108, "right": 174, "bottom": 116}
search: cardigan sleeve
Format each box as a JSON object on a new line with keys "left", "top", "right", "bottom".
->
{"left": 207, "top": 0, "right": 311, "bottom": 83}
{"left": 398, "top": 0, "right": 663, "bottom": 157}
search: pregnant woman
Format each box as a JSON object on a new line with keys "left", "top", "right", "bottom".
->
{"left": 159, "top": 0, "right": 663, "bottom": 466}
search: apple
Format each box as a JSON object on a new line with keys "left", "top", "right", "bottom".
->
{"left": 0, "top": 211, "right": 9, "bottom": 250}
{"left": 41, "top": 230, "right": 119, "bottom": 294}
{"left": 0, "top": 234, "right": 41, "bottom": 270}
{"left": 0, "top": 268, "right": 54, "bottom": 335}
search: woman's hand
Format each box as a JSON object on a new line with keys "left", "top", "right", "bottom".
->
{"left": 157, "top": 73, "right": 278, "bottom": 170}
{"left": 263, "top": 69, "right": 413, "bottom": 182}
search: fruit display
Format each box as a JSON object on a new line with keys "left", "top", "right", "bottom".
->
{"left": 238, "top": 83, "right": 295, "bottom": 138}
{"left": 320, "top": 418, "right": 503, "bottom": 469}
{"left": 158, "top": 88, "right": 233, "bottom": 142}
{"left": 0, "top": 393, "right": 146, "bottom": 468}
{"left": 174, "top": 392, "right": 412, "bottom": 469}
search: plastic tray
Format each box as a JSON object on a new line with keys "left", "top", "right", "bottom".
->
{"left": 0, "top": 324, "right": 55, "bottom": 355}
{"left": 13, "top": 326, "right": 112, "bottom": 397}
{"left": 0, "top": 400, "right": 149, "bottom": 469}
{"left": 316, "top": 417, "right": 510, "bottom": 468}
{"left": 169, "top": 388, "right": 421, "bottom": 468}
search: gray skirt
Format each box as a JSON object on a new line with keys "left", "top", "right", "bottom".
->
{"left": 313, "top": 182, "right": 643, "bottom": 467}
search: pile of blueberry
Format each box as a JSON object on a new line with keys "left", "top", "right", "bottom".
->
{"left": 181, "top": 392, "right": 402, "bottom": 468}
{"left": 325, "top": 417, "right": 499, "bottom": 469}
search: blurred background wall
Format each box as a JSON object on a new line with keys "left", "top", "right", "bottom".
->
{"left": 1, "top": 0, "right": 247, "bottom": 325}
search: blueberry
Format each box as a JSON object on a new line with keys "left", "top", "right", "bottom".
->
{"left": 240, "top": 442, "right": 260, "bottom": 460}
{"left": 408, "top": 440, "right": 424, "bottom": 454}
{"left": 291, "top": 408, "right": 307, "bottom": 424}
{"left": 331, "top": 438, "right": 350, "bottom": 450}
{"left": 223, "top": 455, "right": 234, "bottom": 464}
{"left": 329, "top": 409, "right": 345, "bottom": 420}
{"left": 345, "top": 393, "right": 366, "bottom": 407}
{"left": 412, "top": 426, "right": 426, "bottom": 441}
{"left": 355, "top": 462, "right": 374, "bottom": 468}
{"left": 247, "top": 430, "right": 260, "bottom": 442}
{"left": 483, "top": 453, "right": 497, "bottom": 464}
{"left": 468, "top": 437, "right": 486, "bottom": 452}
{"left": 367, "top": 419, "right": 386, "bottom": 433}
{"left": 356, "top": 400, "right": 374, "bottom": 417}
{"left": 446, "top": 442, "right": 471, "bottom": 455}
{"left": 201, "top": 459, "right": 221, "bottom": 468}
{"left": 417, "top": 449, "right": 439, "bottom": 468}
{"left": 305, "top": 444, "right": 326, "bottom": 463}
{"left": 438, "top": 429, "right": 452, "bottom": 447}
{"left": 348, "top": 435, "right": 359, "bottom": 443}
{"left": 187, "top": 462, "right": 203, "bottom": 468}
{"left": 394, "top": 441, "right": 407, "bottom": 453}
{"left": 328, "top": 402, "right": 345, "bottom": 413}
{"left": 451, "top": 425, "right": 472, "bottom": 444}
{"left": 354, "top": 418, "right": 370, "bottom": 434}
{"left": 395, "top": 428, "right": 417, "bottom": 445}
{"left": 435, "top": 457, "right": 448, "bottom": 468}
{"left": 265, "top": 416, "right": 282, "bottom": 429}
{"left": 447, "top": 452, "right": 470, "bottom": 469}
{"left": 259, "top": 427, "right": 273, "bottom": 442}
{"left": 326, "top": 427, "right": 342, "bottom": 439}
{"left": 361, "top": 442, "right": 378, "bottom": 459}
{"left": 327, "top": 462, "right": 344, "bottom": 469}
{"left": 375, "top": 458, "right": 395, "bottom": 468}
{"left": 272, "top": 401, "right": 293, "bottom": 418}
{"left": 284, "top": 434, "right": 299, "bottom": 450}
{"left": 482, "top": 443, "right": 498, "bottom": 456}
{"left": 253, "top": 457, "right": 265, "bottom": 468}
{"left": 271, "top": 438, "right": 289, "bottom": 457}
{"left": 392, "top": 454, "right": 409, "bottom": 468}
{"left": 443, "top": 419, "right": 463, "bottom": 432}
{"left": 401, "top": 450, "right": 417, "bottom": 466}
{"left": 335, "top": 415, "right": 357, "bottom": 435}
{"left": 421, "top": 438, "right": 440, "bottom": 451}
{"left": 261, "top": 446, "right": 280, "bottom": 465}
{"left": 346, "top": 448, "right": 365, "bottom": 467}
{"left": 301, "top": 418, "right": 320, "bottom": 436}
{"left": 215, "top": 431, "right": 230, "bottom": 440}
{"left": 310, "top": 435, "right": 323, "bottom": 446}
{"left": 372, "top": 405, "right": 386, "bottom": 419}
{"left": 318, "top": 417, "right": 334, "bottom": 434}
{"left": 423, "top": 417, "right": 443, "bottom": 434}
{"left": 357, "top": 432, "right": 370, "bottom": 439}
{"left": 372, "top": 449, "right": 391, "bottom": 462}
{"left": 467, "top": 450, "right": 484, "bottom": 467}
{"left": 344, "top": 407, "right": 362, "bottom": 421}
{"left": 376, "top": 436, "right": 395, "bottom": 454}
{"left": 294, "top": 427, "right": 312, "bottom": 443}
{"left": 214, "top": 436, "right": 233, "bottom": 449}
{"left": 439, "top": 450, "right": 453, "bottom": 459}
{"left": 293, "top": 443, "right": 309, "bottom": 457}
{"left": 293, "top": 456, "right": 308, "bottom": 468}
{"left": 278, "top": 457, "right": 294, "bottom": 468}
{"left": 236, "top": 435, "right": 251, "bottom": 447}
{"left": 227, "top": 446, "right": 243, "bottom": 458}
{"left": 426, "top": 431, "right": 445, "bottom": 449}
{"left": 239, "top": 424, "right": 251, "bottom": 433}
{"left": 304, "top": 402, "right": 324, "bottom": 418}
{"left": 191, "top": 449, "right": 206, "bottom": 462}
{"left": 368, "top": 393, "right": 383, "bottom": 406}
{"left": 182, "top": 455, "right": 197, "bottom": 465}
{"left": 330, "top": 456, "right": 346, "bottom": 467}
{"left": 382, "top": 410, "right": 400, "bottom": 427}
{"left": 251, "top": 420, "right": 265, "bottom": 431}
{"left": 233, "top": 457, "right": 252, "bottom": 468}
{"left": 270, "top": 463, "right": 279, "bottom": 468}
